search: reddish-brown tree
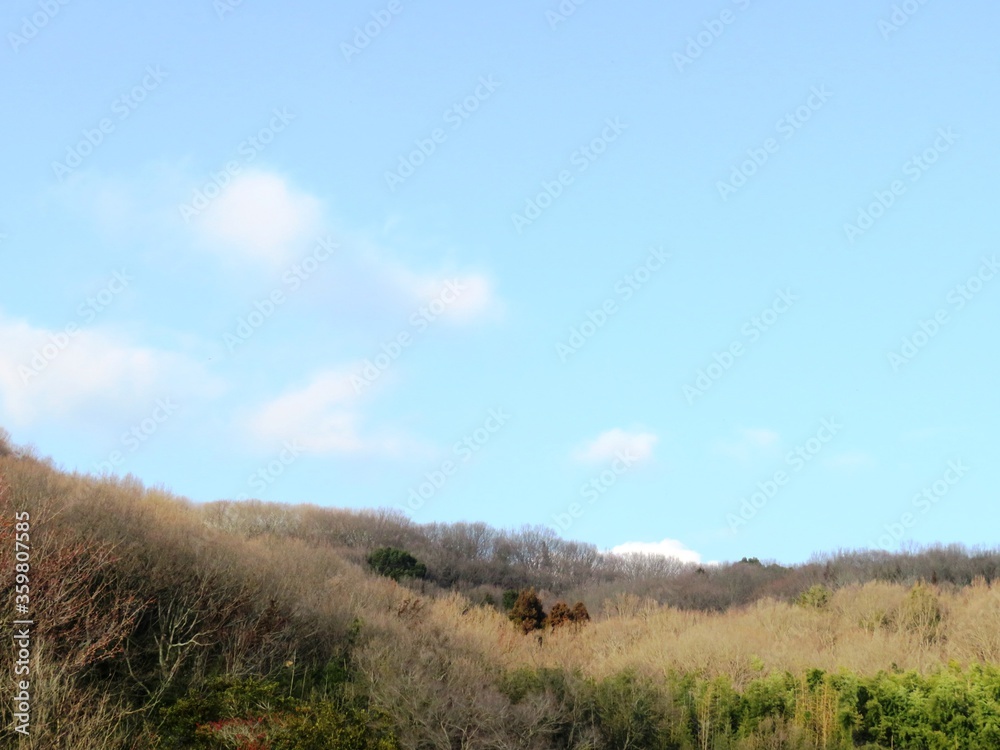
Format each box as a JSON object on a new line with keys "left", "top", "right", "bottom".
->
{"left": 508, "top": 588, "right": 546, "bottom": 634}
{"left": 548, "top": 601, "right": 573, "bottom": 631}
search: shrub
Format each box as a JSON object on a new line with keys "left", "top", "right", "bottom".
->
{"left": 270, "top": 702, "right": 398, "bottom": 750}
{"left": 549, "top": 600, "right": 591, "bottom": 631}
{"left": 366, "top": 547, "right": 426, "bottom": 582}
{"left": 797, "top": 584, "right": 832, "bottom": 609}
{"left": 508, "top": 588, "right": 546, "bottom": 634}
{"left": 154, "top": 678, "right": 397, "bottom": 750}
{"left": 593, "top": 672, "right": 667, "bottom": 749}
{"left": 154, "top": 676, "right": 294, "bottom": 749}
{"left": 548, "top": 601, "right": 572, "bottom": 630}
{"left": 899, "top": 582, "right": 944, "bottom": 643}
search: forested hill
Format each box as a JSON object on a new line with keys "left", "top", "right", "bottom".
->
{"left": 3, "top": 432, "right": 1000, "bottom": 749}
{"left": 200, "top": 496, "right": 1000, "bottom": 611}
{"left": 5, "top": 428, "right": 999, "bottom": 614}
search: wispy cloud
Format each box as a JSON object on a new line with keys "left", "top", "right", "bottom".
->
{"left": 385, "top": 265, "right": 504, "bottom": 323}
{"left": 574, "top": 428, "right": 658, "bottom": 465}
{"left": 241, "top": 368, "right": 425, "bottom": 457}
{"left": 0, "top": 314, "right": 222, "bottom": 427}
{"left": 714, "top": 427, "right": 781, "bottom": 464}
{"left": 42, "top": 167, "right": 505, "bottom": 457}
{"left": 59, "top": 166, "right": 505, "bottom": 328}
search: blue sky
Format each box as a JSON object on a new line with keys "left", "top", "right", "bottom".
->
{"left": 3, "top": 0, "right": 998, "bottom": 564}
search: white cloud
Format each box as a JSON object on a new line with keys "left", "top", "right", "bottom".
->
{"left": 444, "top": 273, "right": 500, "bottom": 319}
{"left": 191, "top": 170, "right": 504, "bottom": 324}
{"left": 574, "top": 428, "right": 658, "bottom": 465}
{"left": 390, "top": 268, "right": 503, "bottom": 322}
{"left": 333, "top": 221, "right": 502, "bottom": 323}
{"left": 242, "top": 369, "right": 423, "bottom": 457}
{"left": 195, "top": 170, "right": 323, "bottom": 266}
{"left": 610, "top": 538, "right": 704, "bottom": 564}
{"left": 0, "top": 314, "right": 222, "bottom": 427}
{"left": 714, "top": 427, "right": 780, "bottom": 463}
{"left": 60, "top": 167, "right": 504, "bottom": 327}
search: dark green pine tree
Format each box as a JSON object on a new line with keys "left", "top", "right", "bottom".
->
{"left": 366, "top": 547, "right": 427, "bottom": 581}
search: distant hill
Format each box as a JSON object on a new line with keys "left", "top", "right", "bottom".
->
{"left": 199, "top": 492, "right": 1000, "bottom": 613}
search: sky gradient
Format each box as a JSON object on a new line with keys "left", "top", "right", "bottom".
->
{"left": 3, "top": 0, "right": 998, "bottom": 564}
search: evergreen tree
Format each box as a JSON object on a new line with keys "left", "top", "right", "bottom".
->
{"left": 366, "top": 547, "right": 427, "bottom": 581}
{"left": 508, "top": 588, "right": 546, "bottom": 634}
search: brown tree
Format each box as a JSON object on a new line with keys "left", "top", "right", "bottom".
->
{"left": 508, "top": 588, "right": 546, "bottom": 634}
{"left": 548, "top": 601, "right": 573, "bottom": 631}
{"left": 550, "top": 601, "right": 590, "bottom": 631}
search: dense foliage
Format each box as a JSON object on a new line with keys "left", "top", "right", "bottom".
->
{"left": 366, "top": 547, "right": 427, "bottom": 582}
{"left": 152, "top": 676, "right": 397, "bottom": 750}
{"left": 500, "top": 664, "right": 1000, "bottom": 749}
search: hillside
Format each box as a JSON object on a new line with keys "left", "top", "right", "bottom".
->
{"left": 2, "top": 435, "right": 1000, "bottom": 749}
